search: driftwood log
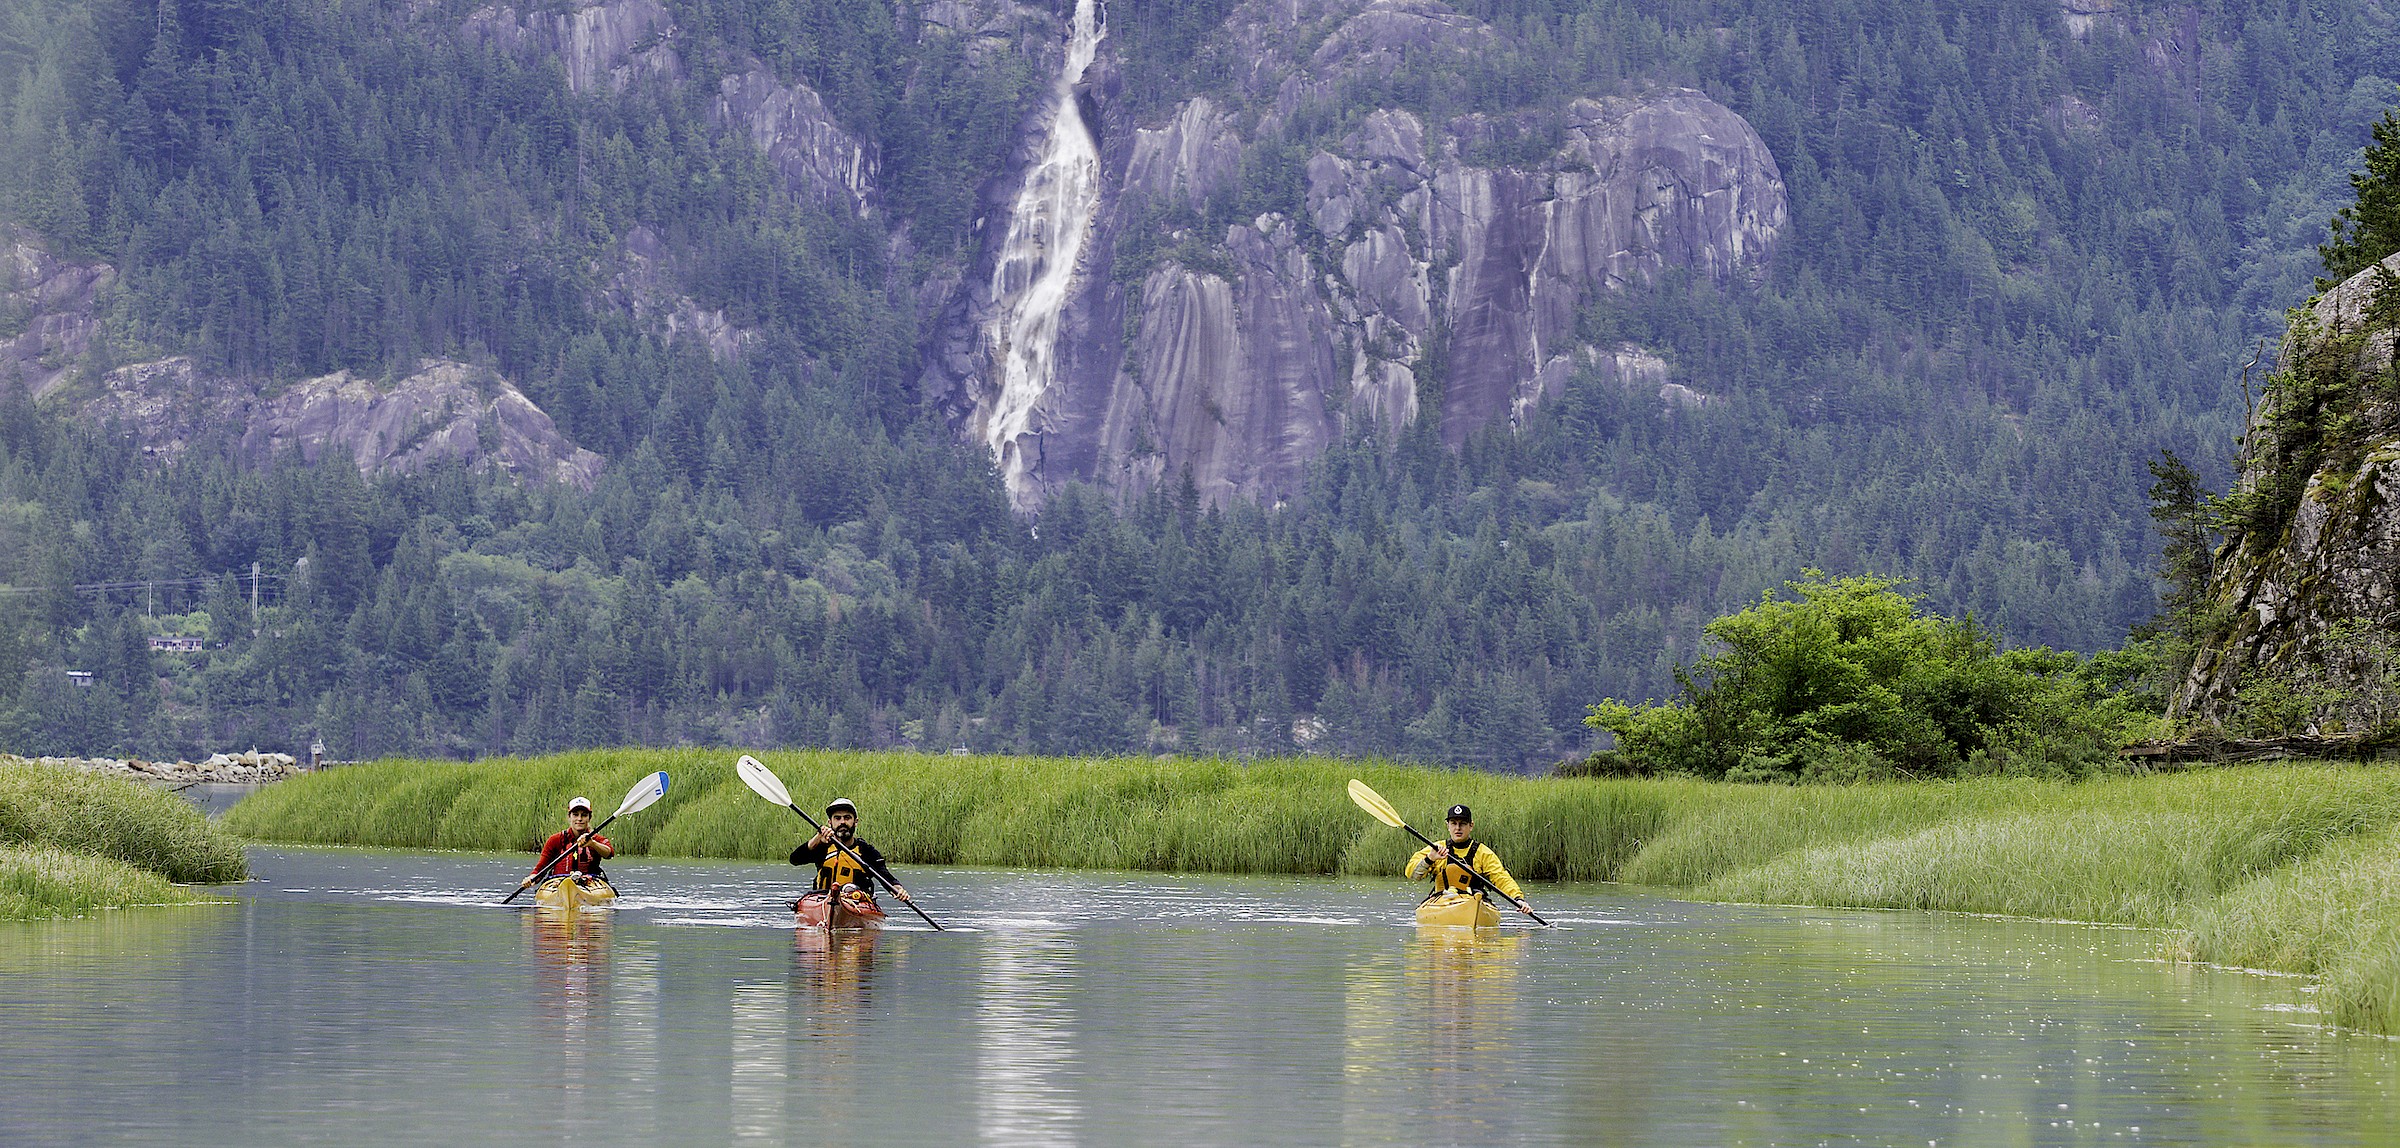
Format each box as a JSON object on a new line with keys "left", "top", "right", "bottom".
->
{"left": 2119, "top": 732, "right": 2400, "bottom": 768}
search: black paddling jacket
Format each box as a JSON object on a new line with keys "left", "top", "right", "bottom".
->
{"left": 791, "top": 838, "right": 898, "bottom": 893}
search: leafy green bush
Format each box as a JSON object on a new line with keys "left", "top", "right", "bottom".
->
{"left": 1580, "top": 573, "right": 2141, "bottom": 781}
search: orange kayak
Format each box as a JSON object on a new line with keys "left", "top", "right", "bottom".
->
{"left": 795, "top": 888, "right": 888, "bottom": 930}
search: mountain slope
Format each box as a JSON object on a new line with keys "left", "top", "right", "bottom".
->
{"left": 0, "top": 0, "right": 2392, "bottom": 766}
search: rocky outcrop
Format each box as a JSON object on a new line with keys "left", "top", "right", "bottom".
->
{"left": 463, "top": 0, "right": 883, "bottom": 360}
{"left": 601, "top": 224, "right": 748, "bottom": 361}
{"left": 714, "top": 70, "right": 879, "bottom": 217}
{"left": 2060, "top": 0, "right": 2117, "bottom": 39}
{"left": 84, "top": 357, "right": 605, "bottom": 490}
{"left": 459, "top": 0, "right": 906, "bottom": 221}
{"left": 4, "top": 751, "right": 304, "bottom": 786}
{"left": 6, "top": 229, "right": 605, "bottom": 491}
{"left": 0, "top": 232, "right": 113, "bottom": 400}
{"left": 2173, "top": 252, "right": 2400, "bottom": 727}
{"left": 461, "top": 0, "right": 682, "bottom": 94}
{"left": 925, "top": 0, "right": 1784, "bottom": 510}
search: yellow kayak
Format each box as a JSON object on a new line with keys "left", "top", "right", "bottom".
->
{"left": 1416, "top": 890, "right": 1500, "bottom": 929}
{"left": 533, "top": 874, "right": 618, "bottom": 910}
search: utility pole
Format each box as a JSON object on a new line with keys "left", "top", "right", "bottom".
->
{"left": 250, "top": 561, "right": 260, "bottom": 635}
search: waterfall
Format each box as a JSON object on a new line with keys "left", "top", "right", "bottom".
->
{"left": 977, "top": 0, "right": 1105, "bottom": 512}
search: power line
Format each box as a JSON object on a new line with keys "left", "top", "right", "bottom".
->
{"left": 0, "top": 570, "right": 289, "bottom": 599}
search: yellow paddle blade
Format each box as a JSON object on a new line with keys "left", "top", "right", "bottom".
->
{"left": 1346, "top": 779, "right": 1407, "bottom": 829}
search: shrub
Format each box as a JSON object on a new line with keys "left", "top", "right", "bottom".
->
{"left": 1583, "top": 572, "right": 2139, "bottom": 780}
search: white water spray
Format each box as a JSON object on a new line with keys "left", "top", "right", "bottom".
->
{"left": 977, "top": 0, "right": 1105, "bottom": 511}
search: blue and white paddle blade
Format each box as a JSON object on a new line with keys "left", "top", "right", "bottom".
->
{"left": 616, "top": 770, "right": 671, "bottom": 816}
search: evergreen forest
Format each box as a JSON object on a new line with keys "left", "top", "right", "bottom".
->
{"left": 0, "top": 0, "right": 2394, "bottom": 769}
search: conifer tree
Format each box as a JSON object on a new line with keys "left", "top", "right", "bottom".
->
{"left": 2322, "top": 107, "right": 2400, "bottom": 283}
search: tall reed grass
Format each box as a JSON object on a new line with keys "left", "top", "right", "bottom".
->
{"left": 225, "top": 751, "right": 2400, "bottom": 1034}
{"left": 0, "top": 762, "right": 248, "bottom": 883}
{"left": 0, "top": 843, "right": 206, "bottom": 919}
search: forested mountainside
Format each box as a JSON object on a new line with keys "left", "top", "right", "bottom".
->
{"left": 0, "top": 0, "right": 2393, "bottom": 768}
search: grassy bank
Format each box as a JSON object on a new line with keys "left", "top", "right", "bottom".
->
{"left": 0, "top": 844, "right": 209, "bottom": 917}
{"left": 0, "top": 762, "right": 249, "bottom": 919}
{"left": 228, "top": 751, "right": 2400, "bottom": 1031}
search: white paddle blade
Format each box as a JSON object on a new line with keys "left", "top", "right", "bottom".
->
{"left": 1347, "top": 779, "right": 1407, "bottom": 829}
{"left": 614, "top": 770, "right": 671, "bottom": 817}
{"left": 735, "top": 754, "right": 793, "bottom": 808}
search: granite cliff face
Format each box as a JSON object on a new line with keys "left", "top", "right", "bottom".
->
{"left": 0, "top": 232, "right": 113, "bottom": 400}
{"left": 84, "top": 357, "right": 605, "bottom": 490}
{"left": 921, "top": 0, "right": 1786, "bottom": 510}
{"left": 2173, "top": 252, "right": 2400, "bottom": 727}
{"left": 8, "top": 233, "right": 601, "bottom": 490}
{"left": 464, "top": 0, "right": 887, "bottom": 362}
{"left": 23, "top": 0, "right": 1783, "bottom": 512}
{"left": 461, "top": 0, "right": 684, "bottom": 95}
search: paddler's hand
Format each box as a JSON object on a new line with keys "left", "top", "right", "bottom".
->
{"left": 893, "top": 886, "right": 911, "bottom": 902}
{"left": 1514, "top": 899, "right": 1533, "bottom": 915}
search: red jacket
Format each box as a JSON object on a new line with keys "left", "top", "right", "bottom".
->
{"left": 535, "top": 831, "right": 611, "bottom": 877}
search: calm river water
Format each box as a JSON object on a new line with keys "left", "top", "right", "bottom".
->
{"left": 3, "top": 842, "right": 2396, "bottom": 1146}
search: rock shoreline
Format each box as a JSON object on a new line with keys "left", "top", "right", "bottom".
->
{"left": 2, "top": 751, "right": 305, "bottom": 787}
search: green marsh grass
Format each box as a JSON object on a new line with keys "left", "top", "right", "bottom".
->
{"left": 2185, "top": 822, "right": 2400, "bottom": 1032}
{"left": 226, "top": 751, "right": 2400, "bottom": 1033}
{"left": 0, "top": 843, "right": 209, "bottom": 919}
{"left": 0, "top": 762, "right": 248, "bottom": 883}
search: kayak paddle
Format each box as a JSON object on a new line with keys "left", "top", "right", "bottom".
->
{"left": 1347, "top": 778, "right": 1553, "bottom": 928}
{"left": 503, "top": 770, "right": 671, "bottom": 904}
{"left": 736, "top": 754, "right": 945, "bottom": 931}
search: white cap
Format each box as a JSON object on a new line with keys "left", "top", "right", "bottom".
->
{"left": 826, "top": 797, "right": 857, "bottom": 815}
{"left": 567, "top": 796, "right": 593, "bottom": 813}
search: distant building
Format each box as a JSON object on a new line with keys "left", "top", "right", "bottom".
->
{"left": 147, "top": 636, "right": 205, "bottom": 652}
{"left": 64, "top": 671, "right": 94, "bottom": 688}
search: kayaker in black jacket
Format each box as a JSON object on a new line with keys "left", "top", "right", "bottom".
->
{"left": 789, "top": 798, "right": 912, "bottom": 902}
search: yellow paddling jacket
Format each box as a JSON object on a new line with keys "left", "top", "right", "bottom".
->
{"left": 1405, "top": 840, "right": 1525, "bottom": 901}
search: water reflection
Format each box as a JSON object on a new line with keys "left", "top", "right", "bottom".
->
{"left": 525, "top": 907, "right": 612, "bottom": 1124}
{"left": 794, "top": 928, "right": 883, "bottom": 1023}
{"left": 789, "top": 930, "right": 886, "bottom": 1142}
{"left": 729, "top": 982, "right": 789, "bottom": 1141}
{"left": 1344, "top": 929, "right": 1528, "bottom": 1145}
{"left": 979, "top": 930, "right": 1080, "bottom": 1146}
{"left": 611, "top": 943, "right": 663, "bottom": 1140}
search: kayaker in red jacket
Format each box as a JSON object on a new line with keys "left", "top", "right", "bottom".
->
{"left": 790, "top": 798, "right": 911, "bottom": 902}
{"left": 533, "top": 796, "right": 615, "bottom": 881}
{"left": 1405, "top": 804, "right": 1534, "bottom": 915}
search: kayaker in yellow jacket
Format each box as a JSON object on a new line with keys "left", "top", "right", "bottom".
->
{"left": 1405, "top": 804, "right": 1535, "bottom": 917}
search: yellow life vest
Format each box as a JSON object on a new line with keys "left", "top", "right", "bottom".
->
{"left": 1430, "top": 841, "right": 1485, "bottom": 894}
{"left": 814, "top": 840, "right": 873, "bottom": 893}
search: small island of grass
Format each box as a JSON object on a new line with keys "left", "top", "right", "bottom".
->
{"left": 0, "top": 759, "right": 250, "bottom": 919}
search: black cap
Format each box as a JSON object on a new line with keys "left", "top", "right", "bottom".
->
{"left": 1446, "top": 804, "right": 1472, "bottom": 822}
